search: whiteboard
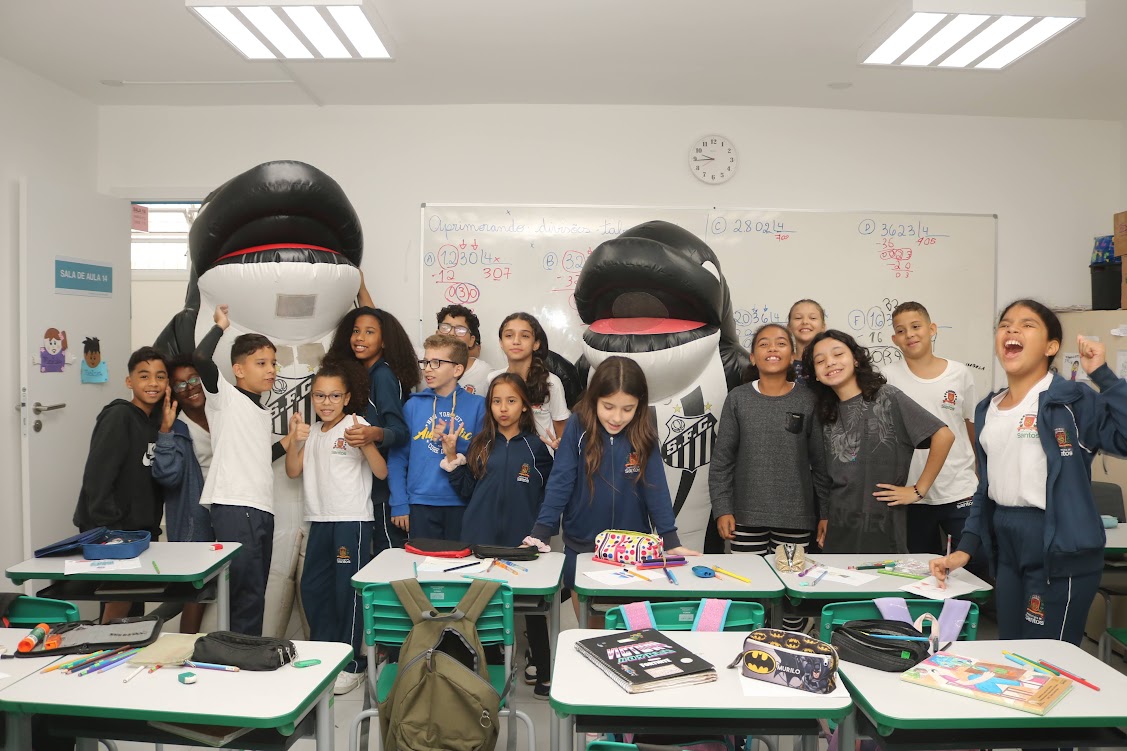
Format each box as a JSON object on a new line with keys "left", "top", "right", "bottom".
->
{"left": 420, "top": 205, "right": 996, "bottom": 396}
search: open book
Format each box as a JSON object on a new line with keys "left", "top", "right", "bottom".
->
{"left": 575, "top": 628, "right": 716, "bottom": 694}
{"left": 901, "top": 652, "right": 1072, "bottom": 716}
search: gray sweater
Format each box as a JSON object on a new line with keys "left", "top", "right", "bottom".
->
{"left": 708, "top": 382, "right": 831, "bottom": 531}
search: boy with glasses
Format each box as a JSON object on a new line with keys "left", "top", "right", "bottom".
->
{"left": 388, "top": 334, "right": 485, "bottom": 540}
{"left": 436, "top": 304, "right": 493, "bottom": 395}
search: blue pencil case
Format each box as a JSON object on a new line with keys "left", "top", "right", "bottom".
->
{"left": 82, "top": 530, "right": 151, "bottom": 560}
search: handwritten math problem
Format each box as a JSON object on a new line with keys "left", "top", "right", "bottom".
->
{"left": 423, "top": 239, "right": 513, "bottom": 304}
{"left": 706, "top": 215, "right": 795, "bottom": 242}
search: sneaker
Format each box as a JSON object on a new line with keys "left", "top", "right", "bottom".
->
{"left": 523, "top": 647, "right": 536, "bottom": 685}
{"left": 334, "top": 671, "right": 364, "bottom": 695}
{"left": 533, "top": 680, "right": 550, "bottom": 700}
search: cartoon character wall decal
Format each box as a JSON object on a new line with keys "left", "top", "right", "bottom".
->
{"left": 80, "top": 336, "right": 109, "bottom": 384}
{"left": 39, "top": 328, "right": 67, "bottom": 373}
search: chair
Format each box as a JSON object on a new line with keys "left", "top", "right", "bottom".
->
{"left": 603, "top": 600, "right": 765, "bottom": 631}
{"left": 3, "top": 595, "right": 80, "bottom": 626}
{"left": 348, "top": 580, "right": 535, "bottom": 751}
{"left": 819, "top": 600, "right": 979, "bottom": 642}
{"left": 1093, "top": 480, "right": 1127, "bottom": 662}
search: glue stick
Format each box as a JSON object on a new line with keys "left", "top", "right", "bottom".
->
{"left": 17, "top": 623, "right": 50, "bottom": 653}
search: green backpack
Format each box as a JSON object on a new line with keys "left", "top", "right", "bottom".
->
{"left": 379, "top": 578, "right": 503, "bottom": 751}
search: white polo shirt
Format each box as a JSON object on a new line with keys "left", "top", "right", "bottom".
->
{"left": 302, "top": 416, "right": 376, "bottom": 522}
{"left": 980, "top": 372, "right": 1053, "bottom": 510}
{"left": 200, "top": 376, "right": 275, "bottom": 514}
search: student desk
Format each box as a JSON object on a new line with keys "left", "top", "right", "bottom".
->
{"left": 0, "top": 639, "right": 350, "bottom": 751}
{"left": 572, "top": 554, "right": 785, "bottom": 627}
{"left": 775, "top": 554, "right": 992, "bottom": 621}
{"left": 1106, "top": 524, "right": 1127, "bottom": 555}
{"left": 551, "top": 629, "right": 853, "bottom": 751}
{"left": 5, "top": 542, "right": 242, "bottom": 630}
{"left": 836, "top": 638, "right": 1127, "bottom": 750}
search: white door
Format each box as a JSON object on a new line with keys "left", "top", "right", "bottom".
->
{"left": 18, "top": 178, "right": 132, "bottom": 563}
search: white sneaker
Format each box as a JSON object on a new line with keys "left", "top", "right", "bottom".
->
{"left": 334, "top": 671, "right": 364, "bottom": 695}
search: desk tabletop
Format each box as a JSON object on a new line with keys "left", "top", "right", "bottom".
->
{"left": 551, "top": 629, "right": 851, "bottom": 720}
{"left": 6, "top": 542, "right": 242, "bottom": 585}
{"left": 838, "top": 639, "right": 1127, "bottom": 732}
{"left": 0, "top": 629, "right": 57, "bottom": 692}
{"left": 0, "top": 639, "right": 350, "bottom": 732}
{"left": 572, "top": 554, "right": 784, "bottom": 600}
{"left": 776, "top": 554, "right": 992, "bottom": 601}
{"left": 1106, "top": 524, "right": 1127, "bottom": 555}
{"left": 352, "top": 548, "right": 565, "bottom": 596}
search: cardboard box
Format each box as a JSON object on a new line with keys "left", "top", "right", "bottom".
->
{"left": 1115, "top": 210, "right": 1127, "bottom": 257}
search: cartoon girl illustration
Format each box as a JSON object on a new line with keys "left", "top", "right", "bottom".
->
{"left": 40, "top": 328, "right": 67, "bottom": 373}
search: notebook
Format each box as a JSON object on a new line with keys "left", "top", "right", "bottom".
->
{"left": 901, "top": 652, "right": 1072, "bottom": 716}
{"left": 575, "top": 628, "right": 716, "bottom": 694}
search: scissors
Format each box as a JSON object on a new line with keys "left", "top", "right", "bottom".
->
{"left": 691, "top": 565, "right": 716, "bottom": 579}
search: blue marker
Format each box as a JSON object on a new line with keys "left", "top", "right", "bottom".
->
{"left": 664, "top": 567, "right": 678, "bottom": 585}
{"left": 183, "top": 660, "right": 240, "bottom": 672}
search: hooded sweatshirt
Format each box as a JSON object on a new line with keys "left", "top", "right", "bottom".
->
{"left": 152, "top": 418, "right": 215, "bottom": 543}
{"left": 73, "top": 399, "right": 163, "bottom": 533}
{"left": 387, "top": 385, "right": 485, "bottom": 517}
{"left": 531, "top": 414, "right": 682, "bottom": 552}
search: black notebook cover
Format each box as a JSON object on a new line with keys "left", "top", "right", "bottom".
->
{"left": 575, "top": 628, "right": 717, "bottom": 693}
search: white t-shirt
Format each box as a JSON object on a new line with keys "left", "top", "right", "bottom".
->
{"left": 179, "top": 413, "right": 212, "bottom": 480}
{"left": 460, "top": 358, "right": 494, "bottom": 396}
{"left": 883, "top": 360, "right": 978, "bottom": 504}
{"left": 200, "top": 376, "right": 276, "bottom": 513}
{"left": 302, "top": 416, "right": 375, "bottom": 522}
{"left": 487, "top": 368, "right": 571, "bottom": 445}
{"left": 980, "top": 372, "right": 1053, "bottom": 510}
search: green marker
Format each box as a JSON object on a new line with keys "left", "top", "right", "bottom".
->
{"left": 876, "top": 569, "right": 925, "bottom": 580}
{"left": 294, "top": 659, "right": 321, "bottom": 668}
{"left": 151, "top": 561, "right": 161, "bottom": 574}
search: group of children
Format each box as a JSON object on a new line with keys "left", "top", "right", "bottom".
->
{"left": 71, "top": 287, "right": 1127, "bottom": 703}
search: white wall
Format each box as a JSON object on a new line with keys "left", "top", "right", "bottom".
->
{"left": 131, "top": 276, "right": 189, "bottom": 352}
{"left": 104, "top": 104, "right": 1120, "bottom": 342}
{"left": 0, "top": 58, "right": 99, "bottom": 572}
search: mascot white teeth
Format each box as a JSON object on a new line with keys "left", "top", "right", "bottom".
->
{"left": 574, "top": 220, "right": 749, "bottom": 552}
{"left": 155, "top": 160, "right": 363, "bottom": 637}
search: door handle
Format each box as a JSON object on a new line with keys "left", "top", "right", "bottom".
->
{"left": 32, "top": 402, "right": 66, "bottom": 415}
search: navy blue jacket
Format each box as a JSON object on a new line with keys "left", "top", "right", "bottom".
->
{"left": 959, "top": 364, "right": 1127, "bottom": 577}
{"left": 151, "top": 420, "right": 214, "bottom": 543}
{"left": 447, "top": 429, "right": 553, "bottom": 546}
{"left": 531, "top": 414, "right": 682, "bottom": 551}
{"left": 365, "top": 359, "right": 409, "bottom": 507}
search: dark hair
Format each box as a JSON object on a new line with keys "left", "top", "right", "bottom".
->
{"left": 128, "top": 346, "right": 168, "bottom": 373}
{"left": 423, "top": 333, "right": 469, "bottom": 368}
{"left": 498, "top": 312, "right": 552, "bottom": 405}
{"left": 231, "top": 333, "right": 276, "bottom": 364}
{"left": 437, "top": 304, "right": 482, "bottom": 347}
{"left": 83, "top": 337, "right": 100, "bottom": 354}
{"left": 313, "top": 357, "right": 369, "bottom": 416}
{"left": 788, "top": 299, "right": 827, "bottom": 322}
{"left": 466, "top": 373, "right": 536, "bottom": 479}
{"left": 891, "top": 301, "right": 930, "bottom": 322}
{"left": 576, "top": 356, "right": 655, "bottom": 495}
{"left": 743, "top": 323, "right": 796, "bottom": 384}
{"left": 801, "top": 330, "right": 887, "bottom": 424}
{"left": 327, "top": 306, "right": 421, "bottom": 393}
{"left": 998, "top": 299, "right": 1062, "bottom": 368}
{"left": 166, "top": 356, "right": 201, "bottom": 406}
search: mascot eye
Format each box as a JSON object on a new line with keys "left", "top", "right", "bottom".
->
{"left": 701, "top": 261, "right": 720, "bottom": 282}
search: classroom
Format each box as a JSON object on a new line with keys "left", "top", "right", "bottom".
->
{"left": 2, "top": 1, "right": 1127, "bottom": 750}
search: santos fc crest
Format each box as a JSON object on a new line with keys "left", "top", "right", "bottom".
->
{"left": 661, "top": 412, "right": 717, "bottom": 473}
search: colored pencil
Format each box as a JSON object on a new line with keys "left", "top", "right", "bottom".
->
{"left": 65, "top": 646, "right": 131, "bottom": 673}
{"left": 865, "top": 634, "right": 932, "bottom": 642}
{"left": 75, "top": 648, "right": 141, "bottom": 676}
{"left": 622, "top": 568, "right": 651, "bottom": 582}
{"left": 711, "top": 566, "right": 750, "bottom": 583}
{"left": 851, "top": 564, "right": 894, "bottom": 570}
{"left": 1038, "top": 660, "right": 1100, "bottom": 691}
{"left": 499, "top": 559, "right": 529, "bottom": 573}
{"left": 810, "top": 569, "right": 829, "bottom": 587}
{"left": 664, "top": 567, "right": 678, "bottom": 585}
{"left": 1002, "top": 651, "right": 1054, "bottom": 675}
{"left": 183, "top": 660, "right": 239, "bottom": 672}
{"left": 42, "top": 650, "right": 111, "bottom": 674}
{"left": 443, "top": 561, "right": 480, "bottom": 573}
{"left": 123, "top": 665, "right": 146, "bottom": 683}
{"left": 462, "top": 574, "right": 508, "bottom": 584}
{"left": 875, "top": 569, "right": 926, "bottom": 580}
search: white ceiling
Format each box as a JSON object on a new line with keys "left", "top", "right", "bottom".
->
{"left": 1, "top": 0, "right": 1125, "bottom": 119}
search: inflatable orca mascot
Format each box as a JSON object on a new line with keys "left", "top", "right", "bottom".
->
{"left": 154, "top": 160, "right": 363, "bottom": 637}
{"left": 574, "top": 220, "right": 749, "bottom": 551}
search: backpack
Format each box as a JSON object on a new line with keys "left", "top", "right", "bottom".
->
{"left": 379, "top": 578, "right": 503, "bottom": 751}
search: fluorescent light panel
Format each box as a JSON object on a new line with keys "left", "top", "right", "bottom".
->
{"left": 901, "top": 14, "right": 988, "bottom": 65}
{"left": 239, "top": 6, "right": 313, "bottom": 58}
{"left": 864, "top": 12, "right": 947, "bottom": 64}
{"left": 194, "top": 6, "right": 276, "bottom": 59}
{"left": 328, "top": 5, "right": 390, "bottom": 58}
{"left": 938, "top": 15, "right": 1033, "bottom": 66}
{"left": 283, "top": 6, "right": 350, "bottom": 58}
{"left": 975, "top": 16, "right": 1077, "bottom": 68}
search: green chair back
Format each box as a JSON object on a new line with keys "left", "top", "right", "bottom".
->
{"left": 361, "top": 580, "right": 514, "bottom": 648}
{"left": 4, "top": 596, "right": 79, "bottom": 627}
{"left": 819, "top": 600, "right": 979, "bottom": 642}
{"left": 603, "top": 599, "right": 764, "bottom": 631}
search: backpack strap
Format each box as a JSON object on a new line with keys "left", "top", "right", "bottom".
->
{"left": 692, "top": 598, "right": 731, "bottom": 632}
{"left": 620, "top": 601, "right": 655, "bottom": 630}
{"left": 453, "top": 579, "right": 500, "bottom": 624}
{"left": 391, "top": 578, "right": 439, "bottom": 625}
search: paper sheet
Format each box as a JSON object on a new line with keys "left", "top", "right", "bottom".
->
{"left": 416, "top": 557, "right": 491, "bottom": 573}
{"left": 1060, "top": 353, "right": 1091, "bottom": 382}
{"left": 739, "top": 675, "right": 850, "bottom": 699}
{"left": 63, "top": 557, "right": 142, "bottom": 575}
{"left": 899, "top": 574, "right": 979, "bottom": 600}
{"left": 805, "top": 566, "right": 877, "bottom": 587}
{"left": 583, "top": 569, "right": 641, "bottom": 586}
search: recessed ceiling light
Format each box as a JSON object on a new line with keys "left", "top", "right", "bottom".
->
{"left": 975, "top": 16, "right": 1078, "bottom": 68}
{"left": 902, "top": 14, "right": 989, "bottom": 65}
{"left": 193, "top": 5, "right": 276, "bottom": 59}
{"left": 239, "top": 7, "right": 313, "bottom": 59}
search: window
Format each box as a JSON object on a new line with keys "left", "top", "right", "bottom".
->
{"left": 131, "top": 202, "right": 200, "bottom": 276}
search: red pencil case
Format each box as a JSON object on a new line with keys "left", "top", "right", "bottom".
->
{"left": 405, "top": 538, "right": 471, "bottom": 558}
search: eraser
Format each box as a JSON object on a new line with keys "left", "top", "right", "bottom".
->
{"left": 178, "top": 672, "right": 197, "bottom": 684}
{"left": 210, "top": 543, "right": 224, "bottom": 551}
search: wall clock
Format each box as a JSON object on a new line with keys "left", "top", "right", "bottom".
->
{"left": 689, "top": 135, "right": 737, "bottom": 184}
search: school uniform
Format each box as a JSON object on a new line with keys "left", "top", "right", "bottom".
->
{"left": 959, "top": 365, "right": 1127, "bottom": 644}
{"left": 151, "top": 417, "right": 215, "bottom": 543}
{"left": 364, "top": 359, "right": 409, "bottom": 555}
{"left": 487, "top": 369, "right": 570, "bottom": 448}
{"left": 460, "top": 357, "right": 494, "bottom": 396}
{"left": 530, "top": 414, "right": 682, "bottom": 589}
{"left": 300, "top": 416, "right": 375, "bottom": 675}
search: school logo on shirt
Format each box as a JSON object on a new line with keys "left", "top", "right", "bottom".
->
{"left": 1055, "top": 427, "right": 1073, "bottom": 457}
{"left": 516, "top": 463, "right": 531, "bottom": 484}
{"left": 336, "top": 545, "right": 352, "bottom": 565}
{"left": 624, "top": 452, "right": 642, "bottom": 475}
{"left": 464, "top": 385, "right": 476, "bottom": 394}
{"left": 331, "top": 437, "right": 349, "bottom": 456}
{"left": 661, "top": 412, "right": 718, "bottom": 472}
{"left": 1025, "top": 593, "right": 1045, "bottom": 626}
{"left": 941, "top": 390, "right": 958, "bottom": 411}
{"left": 1016, "top": 413, "right": 1038, "bottom": 439}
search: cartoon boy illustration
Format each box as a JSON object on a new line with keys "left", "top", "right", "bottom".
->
{"left": 40, "top": 328, "right": 67, "bottom": 373}
{"left": 81, "top": 337, "right": 109, "bottom": 383}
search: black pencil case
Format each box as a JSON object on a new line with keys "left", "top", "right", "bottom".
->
{"left": 192, "top": 631, "right": 297, "bottom": 671}
{"left": 16, "top": 616, "right": 163, "bottom": 657}
{"left": 471, "top": 544, "right": 539, "bottom": 561}
{"left": 830, "top": 619, "right": 930, "bottom": 672}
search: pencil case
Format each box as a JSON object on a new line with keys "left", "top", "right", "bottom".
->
{"left": 593, "top": 529, "right": 663, "bottom": 566}
{"left": 191, "top": 631, "right": 297, "bottom": 671}
{"left": 82, "top": 530, "right": 151, "bottom": 560}
{"left": 15, "top": 616, "right": 163, "bottom": 658}
{"left": 829, "top": 619, "right": 930, "bottom": 672}
{"left": 728, "top": 628, "right": 838, "bottom": 694}
{"left": 471, "top": 544, "right": 539, "bottom": 561}
{"left": 405, "top": 538, "right": 471, "bottom": 558}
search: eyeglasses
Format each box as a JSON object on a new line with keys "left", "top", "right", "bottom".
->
{"left": 173, "top": 375, "right": 202, "bottom": 393}
{"left": 311, "top": 392, "right": 346, "bottom": 403}
{"left": 438, "top": 323, "right": 469, "bottom": 337}
{"left": 418, "top": 358, "right": 458, "bottom": 370}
